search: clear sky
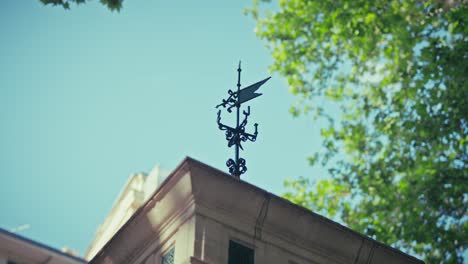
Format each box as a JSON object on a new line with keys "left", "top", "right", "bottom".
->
{"left": 0, "top": 0, "right": 330, "bottom": 256}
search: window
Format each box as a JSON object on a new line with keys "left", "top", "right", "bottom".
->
{"left": 161, "top": 247, "right": 175, "bottom": 264}
{"left": 228, "top": 240, "right": 254, "bottom": 264}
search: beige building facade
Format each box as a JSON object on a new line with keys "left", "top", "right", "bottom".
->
{"left": 89, "top": 157, "right": 424, "bottom": 264}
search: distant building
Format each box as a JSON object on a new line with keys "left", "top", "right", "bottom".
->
{"left": 0, "top": 228, "right": 86, "bottom": 264}
{"left": 85, "top": 166, "right": 167, "bottom": 260}
{"left": 88, "top": 157, "right": 424, "bottom": 264}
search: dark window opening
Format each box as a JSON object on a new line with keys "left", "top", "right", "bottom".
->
{"left": 228, "top": 240, "right": 254, "bottom": 264}
{"left": 162, "top": 247, "right": 175, "bottom": 264}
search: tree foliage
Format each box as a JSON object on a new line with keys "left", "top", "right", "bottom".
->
{"left": 251, "top": 0, "right": 467, "bottom": 263}
{"left": 39, "top": 0, "right": 123, "bottom": 11}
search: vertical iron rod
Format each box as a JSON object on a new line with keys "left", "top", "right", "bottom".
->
{"left": 235, "top": 61, "right": 241, "bottom": 178}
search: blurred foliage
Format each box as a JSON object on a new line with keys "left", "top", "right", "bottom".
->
{"left": 39, "top": 0, "right": 123, "bottom": 11}
{"left": 250, "top": 0, "right": 467, "bottom": 263}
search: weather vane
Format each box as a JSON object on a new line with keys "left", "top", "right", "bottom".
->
{"left": 216, "top": 61, "right": 270, "bottom": 179}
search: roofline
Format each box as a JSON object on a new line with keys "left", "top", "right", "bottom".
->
{"left": 90, "top": 156, "right": 425, "bottom": 264}
{"left": 0, "top": 227, "right": 87, "bottom": 263}
{"left": 184, "top": 157, "right": 425, "bottom": 264}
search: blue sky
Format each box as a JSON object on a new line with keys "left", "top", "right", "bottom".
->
{"left": 0, "top": 0, "right": 329, "bottom": 255}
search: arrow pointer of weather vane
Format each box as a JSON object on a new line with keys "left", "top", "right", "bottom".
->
{"left": 216, "top": 61, "right": 271, "bottom": 179}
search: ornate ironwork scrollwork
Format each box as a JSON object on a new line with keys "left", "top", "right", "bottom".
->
{"left": 216, "top": 62, "right": 270, "bottom": 178}
{"left": 226, "top": 158, "right": 247, "bottom": 175}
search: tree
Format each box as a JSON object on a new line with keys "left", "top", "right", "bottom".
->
{"left": 250, "top": 0, "right": 467, "bottom": 263}
{"left": 39, "top": 0, "right": 123, "bottom": 11}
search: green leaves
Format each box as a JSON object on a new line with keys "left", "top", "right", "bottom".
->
{"left": 39, "top": 0, "right": 123, "bottom": 11}
{"left": 252, "top": 0, "right": 468, "bottom": 263}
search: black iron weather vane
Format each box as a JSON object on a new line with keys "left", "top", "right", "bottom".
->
{"left": 216, "top": 61, "right": 271, "bottom": 179}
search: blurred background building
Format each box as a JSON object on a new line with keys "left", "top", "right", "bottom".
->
{"left": 0, "top": 228, "right": 86, "bottom": 264}
{"left": 85, "top": 165, "right": 168, "bottom": 260}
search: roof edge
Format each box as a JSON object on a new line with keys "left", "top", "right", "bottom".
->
{"left": 186, "top": 158, "right": 425, "bottom": 264}
{"left": 0, "top": 227, "right": 87, "bottom": 263}
{"left": 89, "top": 156, "right": 425, "bottom": 264}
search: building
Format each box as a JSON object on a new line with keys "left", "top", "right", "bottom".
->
{"left": 88, "top": 157, "right": 424, "bottom": 264}
{"left": 0, "top": 228, "right": 86, "bottom": 264}
{"left": 85, "top": 166, "right": 167, "bottom": 260}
